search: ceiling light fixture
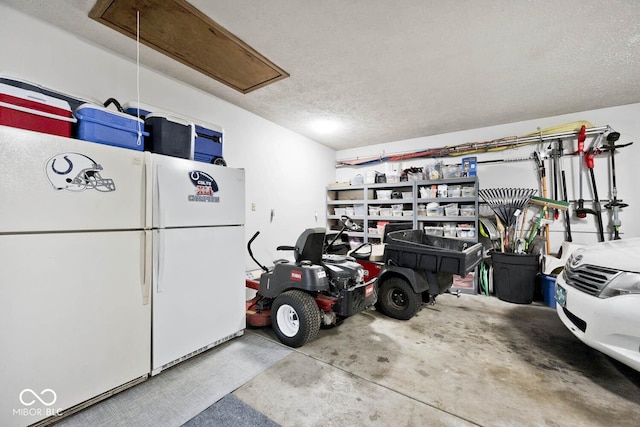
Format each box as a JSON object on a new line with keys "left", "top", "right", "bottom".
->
{"left": 310, "top": 119, "right": 342, "bottom": 135}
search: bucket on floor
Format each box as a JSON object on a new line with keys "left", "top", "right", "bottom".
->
{"left": 538, "top": 273, "right": 557, "bottom": 309}
{"left": 490, "top": 251, "right": 539, "bottom": 304}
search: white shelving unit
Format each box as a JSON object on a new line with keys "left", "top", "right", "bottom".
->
{"left": 326, "top": 176, "right": 479, "bottom": 293}
{"left": 327, "top": 177, "right": 478, "bottom": 240}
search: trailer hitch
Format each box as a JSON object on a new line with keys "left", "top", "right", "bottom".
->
{"left": 444, "top": 289, "right": 461, "bottom": 298}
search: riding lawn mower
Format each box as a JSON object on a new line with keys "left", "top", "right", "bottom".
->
{"left": 246, "top": 217, "right": 377, "bottom": 347}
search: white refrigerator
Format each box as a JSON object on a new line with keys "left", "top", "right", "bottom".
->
{"left": 0, "top": 126, "right": 151, "bottom": 427}
{"left": 147, "top": 153, "right": 245, "bottom": 375}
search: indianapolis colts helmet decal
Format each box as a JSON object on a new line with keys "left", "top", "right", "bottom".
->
{"left": 45, "top": 153, "right": 116, "bottom": 192}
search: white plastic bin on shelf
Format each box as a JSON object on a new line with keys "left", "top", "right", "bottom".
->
{"left": 401, "top": 192, "right": 412, "bottom": 199}
{"left": 402, "top": 210, "right": 413, "bottom": 216}
{"left": 334, "top": 207, "right": 347, "bottom": 216}
{"left": 443, "top": 164, "right": 461, "bottom": 178}
{"left": 460, "top": 205, "right": 475, "bottom": 217}
{"left": 443, "top": 223, "right": 457, "bottom": 237}
{"left": 377, "top": 190, "right": 392, "bottom": 200}
{"left": 461, "top": 186, "right": 475, "bottom": 197}
{"left": 457, "top": 225, "right": 476, "bottom": 238}
{"left": 368, "top": 206, "right": 380, "bottom": 216}
{"left": 354, "top": 204, "right": 365, "bottom": 216}
{"left": 365, "top": 170, "right": 376, "bottom": 184}
{"left": 424, "top": 226, "right": 444, "bottom": 236}
{"left": 444, "top": 203, "right": 459, "bottom": 217}
{"left": 426, "top": 202, "right": 442, "bottom": 217}
{"left": 448, "top": 185, "right": 461, "bottom": 198}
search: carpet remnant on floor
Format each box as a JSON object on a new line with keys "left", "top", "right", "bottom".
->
{"left": 182, "top": 394, "right": 280, "bottom": 427}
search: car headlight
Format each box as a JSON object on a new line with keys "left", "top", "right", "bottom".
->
{"left": 599, "top": 271, "right": 640, "bottom": 298}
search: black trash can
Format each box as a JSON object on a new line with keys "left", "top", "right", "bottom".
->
{"left": 490, "top": 251, "right": 539, "bottom": 304}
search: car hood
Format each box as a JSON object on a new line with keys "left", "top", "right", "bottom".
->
{"left": 569, "top": 238, "right": 640, "bottom": 273}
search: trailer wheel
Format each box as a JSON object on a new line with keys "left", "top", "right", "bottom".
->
{"left": 271, "top": 290, "right": 321, "bottom": 348}
{"left": 376, "top": 277, "right": 420, "bottom": 320}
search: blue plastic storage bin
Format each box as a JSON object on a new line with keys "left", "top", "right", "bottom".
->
{"left": 193, "top": 122, "right": 223, "bottom": 164}
{"left": 75, "top": 104, "right": 147, "bottom": 151}
{"left": 122, "top": 101, "right": 154, "bottom": 120}
{"left": 539, "top": 274, "right": 557, "bottom": 309}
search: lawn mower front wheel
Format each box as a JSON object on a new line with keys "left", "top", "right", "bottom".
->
{"left": 271, "top": 290, "right": 321, "bottom": 348}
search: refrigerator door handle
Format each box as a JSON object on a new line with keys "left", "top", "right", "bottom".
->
{"left": 155, "top": 165, "right": 163, "bottom": 228}
{"left": 156, "top": 230, "right": 165, "bottom": 293}
{"left": 142, "top": 230, "right": 152, "bottom": 305}
{"left": 143, "top": 154, "right": 150, "bottom": 229}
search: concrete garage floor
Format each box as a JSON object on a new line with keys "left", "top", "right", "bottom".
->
{"left": 235, "top": 294, "right": 640, "bottom": 427}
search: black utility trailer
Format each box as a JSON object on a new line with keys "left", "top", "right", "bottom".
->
{"left": 373, "top": 229, "right": 483, "bottom": 320}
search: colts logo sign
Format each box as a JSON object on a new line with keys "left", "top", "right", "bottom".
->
{"left": 188, "top": 171, "right": 220, "bottom": 203}
{"left": 45, "top": 153, "right": 116, "bottom": 192}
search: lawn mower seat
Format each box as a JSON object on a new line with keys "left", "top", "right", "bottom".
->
{"left": 293, "top": 227, "right": 326, "bottom": 265}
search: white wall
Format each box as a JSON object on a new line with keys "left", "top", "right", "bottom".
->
{"left": 3, "top": 3, "right": 638, "bottom": 263}
{"left": 336, "top": 104, "right": 640, "bottom": 253}
{"left": 0, "top": 4, "right": 336, "bottom": 269}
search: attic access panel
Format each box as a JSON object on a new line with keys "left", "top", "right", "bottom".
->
{"left": 90, "top": 0, "right": 289, "bottom": 94}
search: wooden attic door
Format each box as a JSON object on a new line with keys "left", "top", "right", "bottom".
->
{"left": 90, "top": 0, "right": 289, "bottom": 93}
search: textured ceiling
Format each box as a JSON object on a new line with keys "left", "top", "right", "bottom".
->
{"left": 4, "top": 0, "right": 640, "bottom": 150}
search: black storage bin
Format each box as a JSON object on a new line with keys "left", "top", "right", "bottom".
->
{"left": 144, "top": 113, "right": 193, "bottom": 159}
{"left": 490, "top": 251, "right": 539, "bottom": 304}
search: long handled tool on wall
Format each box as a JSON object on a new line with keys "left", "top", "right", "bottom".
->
{"left": 603, "top": 131, "right": 631, "bottom": 239}
{"left": 549, "top": 144, "right": 559, "bottom": 221}
{"left": 557, "top": 140, "right": 573, "bottom": 242}
{"left": 584, "top": 145, "right": 605, "bottom": 242}
{"left": 573, "top": 126, "right": 606, "bottom": 242}
{"left": 533, "top": 151, "right": 551, "bottom": 254}
{"left": 575, "top": 125, "right": 591, "bottom": 219}
{"left": 336, "top": 122, "right": 611, "bottom": 168}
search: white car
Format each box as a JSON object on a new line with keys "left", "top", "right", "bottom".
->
{"left": 555, "top": 238, "right": 640, "bottom": 372}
